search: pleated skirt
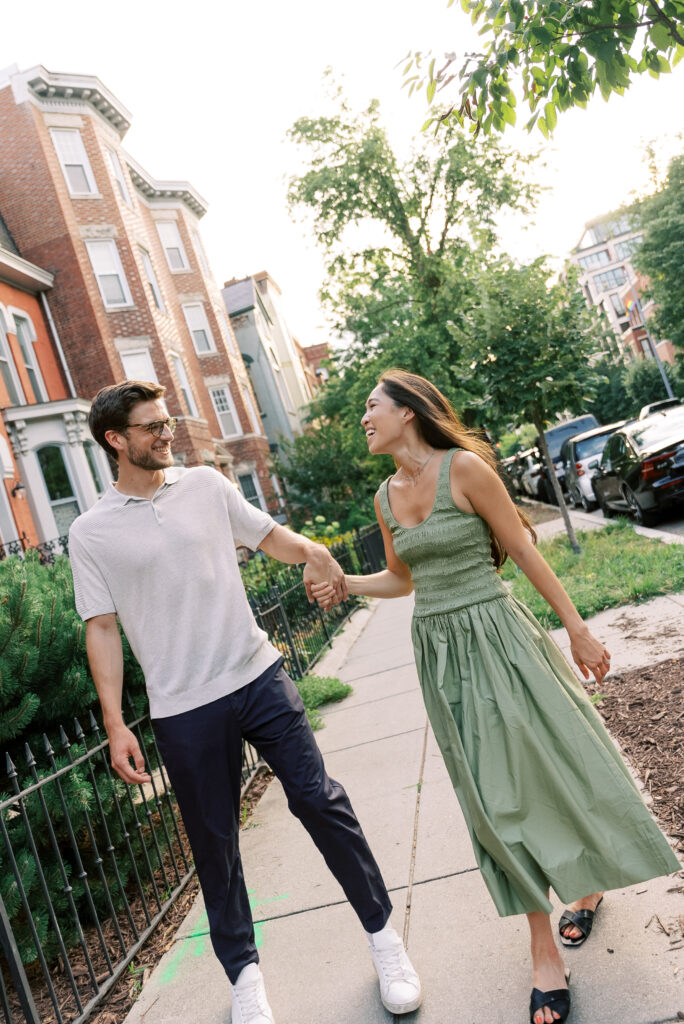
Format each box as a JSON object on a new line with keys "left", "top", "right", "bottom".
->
{"left": 411, "top": 592, "right": 681, "bottom": 916}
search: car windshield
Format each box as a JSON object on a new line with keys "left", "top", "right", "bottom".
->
{"left": 546, "top": 417, "right": 598, "bottom": 458}
{"left": 575, "top": 433, "right": 612, "bottom": 460}
{"left": 629, "top": 408, "right": 684, "bottom": 451}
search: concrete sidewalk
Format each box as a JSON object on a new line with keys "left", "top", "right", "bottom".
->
{"left": 125, "top": 554, "right": 684, "bottom": 1024}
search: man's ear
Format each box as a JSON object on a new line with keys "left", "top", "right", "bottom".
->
{"left": 105, "top": 428, "right": 126, "bottom": 455}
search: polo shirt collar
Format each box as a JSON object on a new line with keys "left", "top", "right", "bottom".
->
{"left": 103, "top": 466, "right": 184, "bottom": 507}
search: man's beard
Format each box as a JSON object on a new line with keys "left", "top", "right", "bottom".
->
{"left": 126, "top": 440, "right": 174, "bottom": 470}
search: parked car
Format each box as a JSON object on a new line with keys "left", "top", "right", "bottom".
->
{"left": 501, "top": 454, "right": 522, "bottom": 497}
{"left": 560, "top": 420, "right": 630, "bottom": 512}
{"left": 517, "top": 447, "right": 546, "bottom": 500}
{"left": 536, "top": 415, "right": 600, "bottom": 497}
{"left": 638, "top": 397, "right": 682, "bottom": 419}
{"left": 590, "top": 406, "right": 684, "bottom": 525}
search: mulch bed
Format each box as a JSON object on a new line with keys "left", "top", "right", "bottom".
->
{"left": 586, "top": 656, "right": 684, "bottom": 855}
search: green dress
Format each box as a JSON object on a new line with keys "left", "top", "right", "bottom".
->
{"left": 378, "top": 448, "right": 680, "bottom": 917}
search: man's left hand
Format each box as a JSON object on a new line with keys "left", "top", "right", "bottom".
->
{"left": 303, "top": 550, "right": 348, "bottom": 604}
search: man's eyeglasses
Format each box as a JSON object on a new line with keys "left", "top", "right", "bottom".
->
{"left": 125, "top": 417, "right": 178, "bottom": 437}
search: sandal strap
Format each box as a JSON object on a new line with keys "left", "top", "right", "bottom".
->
{"left": 558, "top": 908, "right": 594, "bottom": 936}
{"left": 530, "top": 987, "right": 571, "bottom": 1016}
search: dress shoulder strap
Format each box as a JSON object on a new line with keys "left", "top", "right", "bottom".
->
{"left": 433, "top": 447, "right": 460, "bottom": 510}
{"left": 377, "top": 476, "right": 397, "bottom": 531}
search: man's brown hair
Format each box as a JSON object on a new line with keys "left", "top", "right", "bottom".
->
{"left": 89, "top": 380, "right": 166, "bottom": 460}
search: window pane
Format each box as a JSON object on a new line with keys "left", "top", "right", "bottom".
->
{"left": 0, "top": 315, "right": 22, "bottom": 405}
{"left": 85, "top": 442, "right": 104, "bottom": 494}
{"left": 120, "top": 350, "right": 158, "bottom": 382}
{"left": 211, "top": 387, "right": 239, "bottom": 436}
{"left": 238, "top": 473, "right": 261, "bottom": 508}
{"left": 157, "top": 221, "right": 188, "bottom": 270}
{"left": 167, "top": 248, "right": 184, "bottom": 270}
{"left": 100, "top": 274, "right": 126, "bottom": 304}
{"left": 37, "top": 446, "right": 74, "bottom": 501}
{"left": 65, "top": 164, "right": 90, "bottom": 193}
{"left": 192, "top": 329, "right": 211, "bottom": 352}
{"left": 14, "top": 317, "right": 45, "bottom": 401}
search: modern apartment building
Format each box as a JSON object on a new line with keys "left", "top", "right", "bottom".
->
{"left": 222, "top": 272, "right": 315, "bottom": 453}
{"left": 0, "top": 64, "right": 279, "bottom": 522}
{"left": 570, "top": 212, "right": 675, "bottom": 365}
{"left": 570, "top": 213, "right": 642, "bottom": 357}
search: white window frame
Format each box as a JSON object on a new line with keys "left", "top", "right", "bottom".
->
{"left": 12, "top": 312, "right": 47, "bottom": 401}
{"left": 170, "top": 351, "right": 199, "bottom": 417}
{"left": 50, "top": 129, "right": 98, "bottom": 196}
{"left": 238, "top": 470, "right": 267, "bottom": 511}
{"left": 105, "top": 147, "right": 132, "bottom": 206}
{"left": 0, "top": 309, "right": 26, "bottom": 406}
{"left": 119, "top": 348, "right": 158, "bottom": 383}
{"left": 191, "top": 229, "right": 210, "bottom": 274}
{"left": 241, "top": 384, "right": 263, "bottom": 435}
{"left": 139, "top": 248, "right": 165, "bottom": 312}
{"left": 156, "top": 220, "right": 189, "bottom": 272}
{"left": 85, "top": 239, "right": 134, "bottom": 309}
{"left": 209, "top": 385, "right": 243, "bottom": 439}
{"left": 182, "top": 303, "right": 216, "bottom": 354}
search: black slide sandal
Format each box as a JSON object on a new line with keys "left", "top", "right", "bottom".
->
{"left": 558, "top": 897, "right": 603, "bottom": 947}
{"left": 530, "top": 969, "right": 571, "bottom": 1024}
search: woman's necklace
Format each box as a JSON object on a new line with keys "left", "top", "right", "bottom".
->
{"left": 399, "top": 449, "right": 436, "bottom": 487}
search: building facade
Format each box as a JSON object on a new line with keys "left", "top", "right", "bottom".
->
{"left": 0, "top": 214, "right": 113, "bottom": 552}
{"left": 222, "top": 272, "right": 315, "bottom": 454}
{"left": 0, "top": 64, "right": 279, "bottom": 521}
{"left": 570, "top": 211, "right": 674, "bottom": 365}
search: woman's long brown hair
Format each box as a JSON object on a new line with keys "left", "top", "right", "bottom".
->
{"left": 379, "top": 368, "right": 537, "bottom": 569}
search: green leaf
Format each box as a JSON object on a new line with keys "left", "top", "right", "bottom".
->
{"left": 427, "top": 79, "right": 437, "bottom": 103}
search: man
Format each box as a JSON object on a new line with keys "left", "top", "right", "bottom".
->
{"left": 69, "top": 381, "right": 421, "bottom": 1024}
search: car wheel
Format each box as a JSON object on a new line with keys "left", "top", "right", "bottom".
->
{"left": 580, "top": 492, "right": 596, "bottom": 513}
{"left": 623, "top": 486, "right": 659, "bottom": 527}
{"left": 597, "top": 493, "right": 615, "bottom": 519}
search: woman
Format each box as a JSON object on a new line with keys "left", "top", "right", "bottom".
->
{"left": 311, "top": 369, "right": 680, "bottom": 1024}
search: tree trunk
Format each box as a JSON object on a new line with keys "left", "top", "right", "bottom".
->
{"left": 534, "top": 417, "right": 581, "bottom": 555}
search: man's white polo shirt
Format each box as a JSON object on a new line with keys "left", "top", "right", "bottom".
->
{"left": 68, "top": 466, "right": 282, "bottom": 718}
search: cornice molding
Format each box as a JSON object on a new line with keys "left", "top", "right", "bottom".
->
{"left": 23, "top": 66, "right": 132, "bottom": 136}
{"left": 125, "top": 155, "right": 207, "bottom": 218}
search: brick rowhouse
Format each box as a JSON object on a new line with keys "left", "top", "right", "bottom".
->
{"left": 0, "top": 65, "right": 277, "bottom": 513}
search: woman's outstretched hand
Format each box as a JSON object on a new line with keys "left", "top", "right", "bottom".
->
{"left": 569, "top": 626, "right": 611, "bottom": 684}
{"left": 310, "top": 580, "right": 340, "bottom": 611}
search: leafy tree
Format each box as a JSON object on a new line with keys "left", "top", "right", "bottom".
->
{"left": 403, "top": 0, "right": 684, "bottom": 136}
{"left": 634, "top": 153, "right": 684, "bottom": 356}
{"left": 622, "top": 351, "right": 680, "bottom": 408}
{"left": 591, "top": 355, "right": 631, "bottom": 422}
{"left": 456, "top": 258, "right": 608, "bottom": 551}
{"left": 496, "top": 422, "right": 538, "bottom": 456}
{"left": 282, "top": 91, "right": 538, "bottom": 521}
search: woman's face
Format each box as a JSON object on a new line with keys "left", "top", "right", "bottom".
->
{"left": 361, "top": 384, "right": 409, "bottom": 454}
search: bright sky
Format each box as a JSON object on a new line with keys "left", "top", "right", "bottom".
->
{"left": 3, "top": 0, "right": 684, "bottom": 346}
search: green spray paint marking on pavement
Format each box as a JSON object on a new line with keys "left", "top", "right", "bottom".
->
{"left": 249, "top": 889, "right": 290, "bottom": 949}
{"left": 160, "top": 910, "right": 209, "bottom": 985}
{"left": 158, "top": 891, "right": 290, "bottom": 985}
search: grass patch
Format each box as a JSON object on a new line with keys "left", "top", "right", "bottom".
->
{"left": 500, "top": 518, "right": 684, "bottom": 628}
{"left": 296, "top": 674, "right": 353, "bottom": 730}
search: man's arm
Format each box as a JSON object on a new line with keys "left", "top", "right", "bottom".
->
{"left": 86, "top": 614, "right": 151, "bottom": 785}
{"left": 258, "top": 524, "right": 348, "bottom": 603}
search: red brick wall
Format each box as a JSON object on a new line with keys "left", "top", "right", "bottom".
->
{"left": 0, "top": 80, "right": 276, "bottom": 502}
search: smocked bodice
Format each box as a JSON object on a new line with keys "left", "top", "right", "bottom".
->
{"left": 377, "top": 448, "right": 507, "bottom": 617}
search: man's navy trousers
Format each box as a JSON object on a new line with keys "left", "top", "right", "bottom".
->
{"left": 153, "top": 658, "right": 392, "bottom": 983}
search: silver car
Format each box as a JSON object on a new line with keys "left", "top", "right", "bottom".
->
{"left": 561, "top": 421, "right": 629, "bottom": 511}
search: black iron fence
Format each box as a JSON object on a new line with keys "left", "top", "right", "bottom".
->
{"left": 0, "top": 525, "right": 385, "bottom": 1023}
{"left": 0, "top": 537, "right": 69, "bottom": 566}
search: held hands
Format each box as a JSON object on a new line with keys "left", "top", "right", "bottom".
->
{"left": 569, "top": 626, "right": 612, "bottom": 684}
{"left": 108, "top": 724, "right": 152, "bottom": 785}
{"left": 302, "top": 550, "right": 348, "bottom": 606}
{"left": 310, "top": 580, "right": 343, "bottom": 611}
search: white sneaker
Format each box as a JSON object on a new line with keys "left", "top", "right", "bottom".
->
{"left": 230, "top": 963, "right": 275, "bottom": 1024}
{"left": 368, "top": 925, "right": 422, "bottom": 1014}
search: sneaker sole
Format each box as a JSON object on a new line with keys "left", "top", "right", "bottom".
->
{"left": 381, "top": 993, "right": 423, "bottom": 1014}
